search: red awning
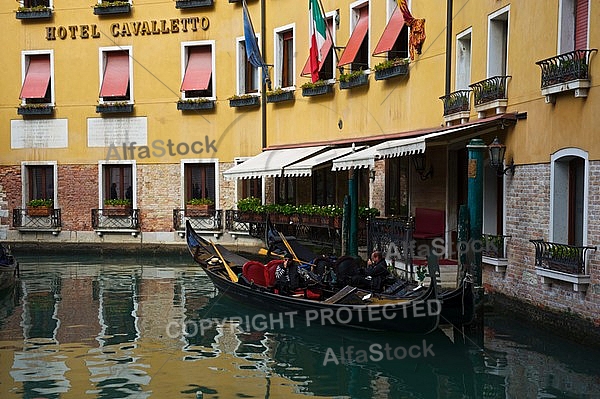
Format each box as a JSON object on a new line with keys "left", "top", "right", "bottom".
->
{"left": 301, "top": 18, "right": 334, "bottom": 76}
{"left": 338, "top": 8, "right": 369, "bottom": 67}
{"left": 19, "top": 55, "right": 51, "bottom": 99}
{"left": 100, "top": 51, "right": 130, "bottom": 97}
{"left": 181, "top": 46, "right": 212, "bottom": 92}
{"left": 373, "top": 7, "right": 405, "bottom": 55}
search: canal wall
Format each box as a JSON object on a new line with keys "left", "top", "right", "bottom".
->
{"left": 0, "top": 180, "right": 8, "bottom": 240}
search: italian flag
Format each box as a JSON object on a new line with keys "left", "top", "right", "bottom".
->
{"left": 309, "top": 0, "right": 327, "bottom": 83}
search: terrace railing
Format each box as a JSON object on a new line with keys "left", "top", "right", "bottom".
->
{"left": 13, "top": 208, "right": 62, "bottom": 232}
{"left": 91, "top": 208, "right": 140, "bottom": 231}
{"left": 173, "top": 209, "right": 222, "bottom": 232}
{"left": 529, "top": 239, "right": 596, "bottom": 275}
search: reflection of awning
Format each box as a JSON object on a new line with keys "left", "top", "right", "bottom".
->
{"left": 224, "top": 146, "right": 328, "bottom": 179}
{"left": 338, "top": 7, "right": 369, "bottom": 67}
{"left": 100, "top": 51, "right": 130, "bottom": 97}
{"left": 283, "top": 146, "right": 365, "bottom": 177}
{"left": 373, "top": 6, "right": 405, "bottom": 55}
{"left": 181, "top": 46, "right": 212, "bottom": 91}
{"left": 20, "top": 55, "right": 51, "bottom": 99}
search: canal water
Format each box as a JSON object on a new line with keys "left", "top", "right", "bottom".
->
{"left": 0, "top": 253, "right": 599, "bottom": 399}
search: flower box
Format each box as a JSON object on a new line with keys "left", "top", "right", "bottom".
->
{"left": 229, "top": 96, "right": 260, "bottom": 108}
{"left": 185, "top": 204, "right": 214, "bottom": 216}
{"left": 93, "top": 3, "right": 131, "bottom": 15}
{"left": 339, "top": 73, "right": 369, "bottom": 90}
{"left": 16, "top": 8, "right": 53, "bottom": 19}
{"left": 103, "top": 205, "right": 132, "bottom": 216}
{"left": 266, "top": 91, "right": 295, "bottom": 103}
{"left": 374, "top": 64, "right": 409, "bottom": 80}
{"left": 27, "top": 206, "right": 52, "bottom": 217}
{"left": 96, "top": 104, "right": 134, "bottom": 114}
{"left": 301, "top": 84, "right": 334, "bottom": 97}
{"left": 177, "top": 100, "right": 215, "bottom": 111}
{"left": 18, "top": 105, "right": 54, "bottom": 115}
{"left": 175, "top": 0, "right": 214, "bottom": 9}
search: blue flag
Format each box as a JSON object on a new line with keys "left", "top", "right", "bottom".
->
{"left": 242, "top": 0, "right": 269, "bottom": 85}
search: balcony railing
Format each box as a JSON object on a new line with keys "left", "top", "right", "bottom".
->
{"left": 173, "top": 209, "right": 222, "bottom": 232}
{"left": 470, "top": 76, "right": 511, "bottom": 106}
{"left": 92, "top": 208, "right": 140, "bottom": 231}
{"left": 367, "top": 216, "right": 413, "bottom": 260}
{"left": 535, "top": 49, "right": 597, "bottom": 89}
{"left": 439, "top": 90, "right": 471, "bottom": 116}
{"left": 13, "top": 208, "right": 62, "bottom": 232}
{"left": 529, "top": 239, "right": 595, "bottom": 275}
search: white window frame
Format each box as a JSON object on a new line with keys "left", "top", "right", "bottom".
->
{"left": 21, "top": 50, "right": 55, "bottom": 106}
{"left": 181, "top": 159, "right": 220, "bottom": 209}
{"left": 487, "top": 6, "right": 510, "bottom": 78}
{"left": 273, "top": 23, "right": 296, "bottom": 90}
{"left": 98, "top": 46, "right": 134, "bottom": 105}
{"left": 181, "top": 40, "right": 216, "bottom": 100}
{"left": 98, "top": 160, "right": 137, "bottom": 209}
{"left": 236, "top": 35, "right": 262, "bottom": 96}
{"left": 558, "top": 0, "right": 590, "bottom": 53}
{"left": 96, "top": 0, "right": 132, "bottom": 4}
{"left": 550, "top": 148, "right": 589, "bottom": 246}
{"left": 20, "top": 0, "right": 53, "bottom": 7}
{"left": 21, "top": 161, "right": 58, "bottom": 208}
{"left": 455, "top": 29, "right": 472, "bottom": 91}
{"left": 348, "top": 0, "right": 371, "bottom": 70}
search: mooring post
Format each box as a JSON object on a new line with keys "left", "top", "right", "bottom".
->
{"left": 467, "top": 138, "right": 485, "bottom": 306}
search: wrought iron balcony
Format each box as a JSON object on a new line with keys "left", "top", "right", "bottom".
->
{"left": 13, "top": 208, "right": 62, "bottom": 233}
{"left": 225, "top": 210, "right": 263, "bottom": 238}
{"left": 529, "top": 239, "right": 595, "bottom": 275}
{"left": 470, "top": 76, "right": 511, "bottom": 106}
{"left": 535, "top": 49, "right": 597, "bottom": 101}
{"left": 439, "top": 90, "right": 471, "bottom": 117}
{"left": 92, "top": 208, "right": 140, "bottom": 232}
{"left": 173, "top": 209, "right": 222, "bottom": 232}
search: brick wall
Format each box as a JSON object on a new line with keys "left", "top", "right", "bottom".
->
{"left": 484, "top": 162, "right": 600, "bottom": 326}
{"left": 138, "top": 164, "right": 180, "bottom": 232}
{"left": 58, "top": 164, "right": 98, "bottom": 231}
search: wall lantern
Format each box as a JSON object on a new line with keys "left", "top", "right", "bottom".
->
{"left": 369, "top": 169, "right": 376, "bottom": 181}
{"left": 488, "top": 136, "right": 515, "bottom": 176}
{"left": 412, "top": 153, "right": 433, "bottom": 180}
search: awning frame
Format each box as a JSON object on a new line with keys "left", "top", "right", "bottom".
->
{"left": 19, "top": 54, "right": 52, "bottom": 102}
{"left": 181, "top": 44, "right": 214, "bottom": 97}
{"left": 99, "top": 48, "right": 132, "bottom": 102}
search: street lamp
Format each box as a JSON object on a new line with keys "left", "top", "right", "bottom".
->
{"left": 488, "top": 136, "right": 515, "bottom": 176}
{"left": 412, "top": 153, "right": 433, "bottom": 180}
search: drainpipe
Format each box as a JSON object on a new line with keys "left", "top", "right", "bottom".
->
{"left": 445, "top": 0, "right": 453, "bottom": 96}
{"left": 261, "top": 0, "right": 267, "bottom": 149}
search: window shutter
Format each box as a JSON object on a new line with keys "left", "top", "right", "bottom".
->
{"left": 574, "top": 0, "right": 588, "bottom": 50}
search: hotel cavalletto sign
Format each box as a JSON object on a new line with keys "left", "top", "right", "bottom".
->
{"left": 45, "top": 16, "right": 209, "bottom": 40}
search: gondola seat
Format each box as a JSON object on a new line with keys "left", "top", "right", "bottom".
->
{"left": 242, "top": 261, "right": 269, "bottom": 287}
{"left": 413, "top": 207, "right": 445, "bottom": 239}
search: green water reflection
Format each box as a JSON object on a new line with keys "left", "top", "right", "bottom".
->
{"left": 0, "top": 253, "right": 598, "bottom": 399}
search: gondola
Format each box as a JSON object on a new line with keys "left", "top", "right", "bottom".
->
{"left": 0, "top": 243, "right": 19, "bottom": 291}
{"left": 265, "top": 218, "right": 474, "bottom": 326}
{"left": 186, "top": 221, "right": 441, "bottom": 334}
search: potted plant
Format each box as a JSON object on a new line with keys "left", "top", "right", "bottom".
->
{"left": 16, "top": 5, "right": 53, "bottom": 19}
{"left": 266, "top": 87, "right": 295, "bottom": 103}
{"left": 339, "top": 69, "right": 368, "bottom": 89}
{"left": 373, "top": 58, "right": 409, "bottom": 80}
{"left": 93, "top": 1, "right": 131, "bottom": 15}
{"left": 301, "top": 80, "right": 334, "bottom": 97}
{"left": 103, "top": 198, "right": 132, "bottom": 216}
{"left": 27, "top": 198, "right": 53, "bottom": 216}
{"left": 237, "top": 196, "right": 264, "bottom": 222}
{"left": 186, "top": 198, "right": 214, "bottom": 215}
{"left": 228, "top": 94, "right": 260, "bottom": 108}
{"left": 177, "top": 98, "right": 215, "bottom": 111}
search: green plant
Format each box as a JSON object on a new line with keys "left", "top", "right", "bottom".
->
{"left": 339, "top": 69, "right": 365, "bottom": 83}
{"left": 228, "top": 94, "right": 255, "bottom": 100}
{"left": 358, "top": 206, "right": 380, "bottom": 218}
{"left": 19, "top": 103, "right": 51, "bottom": 109}
{"left": 187, "top": 198, "right": 214, "bottom": 206}
{"left": 237, "top": 196, "right": 262, "bottom": 212}
{"left": 104, "top": 198, "right": 132, "bottom": 206}
{"left": 300, "top": 79, "right": 330, "bottom": 89}
{"left": 27, "top": 198, "right": 53, "bottom": 208}
{"left": 373, "top": 57, "right": 409, "bottom": 72}
{"left": 266, "top": 87, "right": 287, "bottom": 96}
{"left": 17, "top": 5, "right": 50, "bottom": 12}
{"left": 178, "top": 98, "right": 212, "bottom": 104}
{"left": 94, "top": 1, "right": 130, "bottom": 8}
{"left": 97, "top": 101, "right": 129, "bottom": 107}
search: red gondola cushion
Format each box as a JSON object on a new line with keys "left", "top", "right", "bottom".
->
{"left": 265, "top": 259, "right": 284, "bottom": 287}
{"left": 242, "top": 261, "right": 268, "bottom": 287}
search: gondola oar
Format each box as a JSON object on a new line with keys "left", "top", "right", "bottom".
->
{"left": 278, "top": 231, "right": 300, "bottom": 261}
{"left": 210, "top": 240, "right": 239, "bottom": 283}
{"left": 257, "top": 248, "right": 316, "bottom": 267}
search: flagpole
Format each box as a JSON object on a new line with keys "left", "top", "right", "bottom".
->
{"left": 316, "top": 0, "right": 339, "bottom": 64}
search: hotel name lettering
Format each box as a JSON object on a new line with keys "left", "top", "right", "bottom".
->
{"left": 45, "top": 17, "right": 209, "bottom": 40}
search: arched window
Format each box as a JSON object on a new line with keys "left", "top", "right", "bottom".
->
{"left": 550, "top": 148, "right": 589, "bottom": 246}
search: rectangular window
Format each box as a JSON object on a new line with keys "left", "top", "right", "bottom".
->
{"left": 104, "top": 164, "right": 133, "bottom": 202}
{"left": 455, "top": 30, "right": 472, "bottom": 90}
{"left": 385, "top": 158, "right": 409, "bottom": 217}
{"left": 241, "top": 179, "right": 262, "bottom": 199}
{"left": 185, "top": 163, "right": 216, "bottom": 202}
{"left": 20, "top": 52, "right": 53, "bottom": 105}
{"left": 99, "top": 47, "right": 132, "bottom": 103}
{"left": 274, "top": 26, "right": 295, "bottom": 89}
{"left": 338, "top": 2, "right": 369, "bottom": 71}
{"left": 373, "top": 2, "right": 408, "bottom": 60}
{"left": 487, "top": 7, "right": 509, "bottom": 77}
{"left": 237, "top": 38, "right": 260, "bottom": 95}
{"left": 22, "top": 0, "right": 51, "bottom": 7}
{"left": 181, "top": 42, "right": 214, "bottom": 99}
{"left": 25, "top": 165, "right": 54, "bottom": 203}
{"left": 559, "top": 0, "right": 588, "bottom": 53}
{"left": 301, "top": 14, "right": 335, "bottom": 81}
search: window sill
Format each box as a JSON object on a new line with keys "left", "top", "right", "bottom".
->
{"left": 93, "top": 4, "right": 131, "bottom": 15}
{"left": 16, "top": 8, "right": 53, "bottom": 19}
{"left": 175, "top": 0, "right": 214, "bottom": 8}
{"left": 474, "top": 99, "right": 508, "bottom": 119}
{"left": 443, "top": 111, "right": 470, "bottom": 125}
{"left": 541, "top": 79, "right": 591, "bottom": 103}
{"left": 483, "top": 256, "right": 508, "bottom": 273}
{"left": 535, "top": 267, "right": 591, "bottom": 292}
